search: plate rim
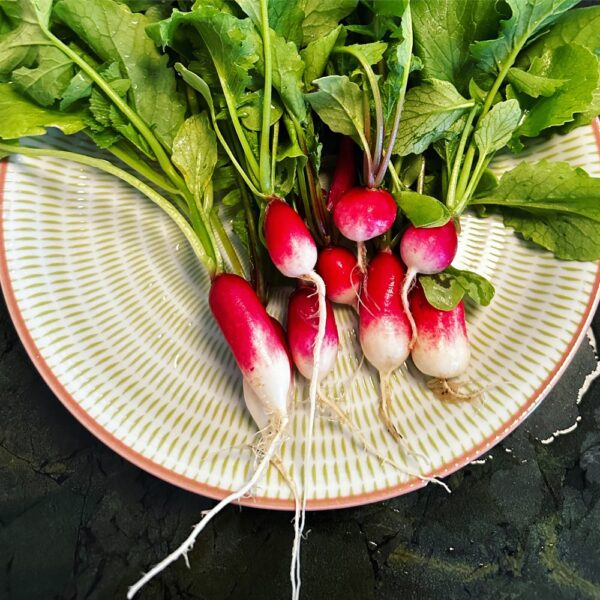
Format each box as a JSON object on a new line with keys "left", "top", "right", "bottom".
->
{"left": 1, "top": 119, "right": 600, "bottom": 512}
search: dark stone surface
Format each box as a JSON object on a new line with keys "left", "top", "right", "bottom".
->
{"left": 1, "top": 288, "right": 600, "bottom": 600}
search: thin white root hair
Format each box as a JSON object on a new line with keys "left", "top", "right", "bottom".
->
{"left": 427, "top": 378, "right": 483, "bottom": 402}
{"left": 268, "top": 456, "right": 302, "bottom": 599}
{"left": 318, "top": 394, "right": 450, "bottom": 494}
{"left": 400, "top": 267, "right": 417, "bottom": 349}
{"left": 291, "top": 270, "right": 327, "bottom": 600}
{"left": 322, "top": 352, "right": 366, "bottom": 404}
{"left": 379, "top": 372, "right": 404, "bottom": 443}
{"left": 380, "top": 372, "right": 432, "bottom": 470}
{"left": 126, "top": 420, "right": 287, "bottom": 599}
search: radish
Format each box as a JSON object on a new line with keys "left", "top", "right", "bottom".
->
{"left": 287, "top": 284, "right": 339, "bottom": 381}
{"left": 333, "top": 187, "right": 397, "bottom": 243}
{"left": 262, "top": 198, "right": 327, "bottom": 599}
{"left": 128, "top": 274, "right": 291, "bottom": 599}
{"left": 327, "top": 136, "right": 356, "bottom": 211}
{"left": 316, "top": 246, "right": 363, "bottom": 308}
{"left": 264, "top": 199, "right": 318, "bottom": 279}
{"left": 359, "top": 250, "right": 411, "bottom": 441}
{"left": 332, "top": 187, "right": 397, "bottom": 273}
{"left": 399, "top": 220, "right": 458, "bottom": 344}
{"left": 409, "top": 283, "right": 470, "bottom": 394}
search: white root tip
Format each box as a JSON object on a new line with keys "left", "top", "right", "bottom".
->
{"left": 126, "top": 421, "right": 287, "bottom": 599}
{"left": 379, "top": 372, "right": 403, "bottom": 442}
{"left": 401, "top": 269, "right": 417, "bottom": 349}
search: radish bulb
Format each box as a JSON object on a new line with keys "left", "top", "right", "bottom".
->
{"left": 263, "top": 198, "right": 328, "bottom": 597}
{"left": 399, "top": 220, "right": 458, "bottom": 345}
{"left": 287, "top": 284, "right": 339, "bottom": 381}
{"left": 359, "top": 250, "right": 411, "bottom": 441}
{"left": 409, "top": 283, "right": 470, "bottom": 397}
{"left": 333, "top": 187, "right": 397, "bottom": 272}
{"left": 316, "top": 246, "right": 363, "bottom": 309}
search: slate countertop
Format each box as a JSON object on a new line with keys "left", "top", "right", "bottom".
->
{"left": 2, "top": 288, "right": 600, "bottom": 599}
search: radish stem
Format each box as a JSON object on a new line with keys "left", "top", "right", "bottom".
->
{"left": 446, "top": 105, "right": 478, "bottom": 211}
{"left": 259, "top": 0, "right": 273, "bottom": 194}
{"left": 336, "top": 46, "right": 385, "bottom": 174}
{"left": 374, "top": 4, "right": 412, "bottom": 187}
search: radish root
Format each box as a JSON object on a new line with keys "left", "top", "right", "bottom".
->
{"left": 427, "top": 378, "right": 483, "bottom": 402}
{"left": 400, "top": 266, "right": 417, "bottom": 348}
{"left": 379, "top": 372, "right": 403, "bottom": 442}
{"left": 127, "top": 418, "right": 287, "bottom": 599}
{"left": 291, "top": 270, "right": 327, "bottom": 600}
{"left": 357, "top": 240, "right": 368, "bottom": 274}
{"left": 318, "top": 394, "right": 450, "bottom": 494}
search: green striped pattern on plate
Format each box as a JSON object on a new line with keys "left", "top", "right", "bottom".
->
{"left": 2, "top": 125, "right": 599, "bottom": 503}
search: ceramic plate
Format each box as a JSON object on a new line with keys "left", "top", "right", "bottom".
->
{"left": 1, "top": 122, "right": 600, "bottom": 510}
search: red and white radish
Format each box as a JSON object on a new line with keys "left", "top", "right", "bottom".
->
{"left": 264, "top": 199, "right": 318, "bottom": 279}
{"left": 399, "top": 220, "right": 458, "bottom": 344}
{"left": 333, "top": 187, "right": 397, "bottom": 243}
{"left": 359, "top": 250, "right": 411, "bottom": 440}
{"left": 333, "top": 187, "right": 397, "bottom": 273}
{"left": 262, "top": 198, "right": 328, "bottom": 597}
{"left": 316, "top": 246, "right": 363, "bottom": 308}
{"left": 409, "top": 283, "right": 470, "bottom": 381}
{"left": 128, "top": 274, "right": 291, "bottom": 599}
{"left": 287, "top": 284, "right": 339, "bottom": 382}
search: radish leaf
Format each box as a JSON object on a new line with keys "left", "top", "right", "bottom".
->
{"left": 420, "top": 267, "right": 494, "bottom": 311}
{"left": 412, "top": 0, "right": 499, "bottom": 94}
{"left": 306, "top": 75, "right": 367, "bottom": 150}
{"left": 472, "top": 161, "right": 600, "bottom": 260}
{"left": 258, "top": 29, "right": 306, "bottom": 123}
{"left": 474, "top": 99, "right": 521, "bottom": 156}
{"left": 12, "top": 46, "right": 74, "bottom": 107}
{"left": 506, "top": 68, "right": 565, "bottom": 98}
{"left": 54, "top": 0, "right": 186, "bottom": 151}
{"left": 471, "top": 0, "right": 578, "bottom": 76}
{"left": 392, "top": 79, "right": 473, "bottom": 156}
{"left": 172, "top": 112, "right": 217, "bottom": 202}
{"left": 395, "top": 191, "right": 450, "bottom": 228}
{"left": 0, "top": 82, "right": 85, "bottom": 138}
{"left": 513, "top": 44, "right": 599, "bottom": 142}
{"left": 0, "top": 0, "right": 52, "bottom": 77}
{"left": 299, "top": 0, "right": 357, "bottom": 46}
{"left": 300, "top": 25, "right": 343, "bottom": 88}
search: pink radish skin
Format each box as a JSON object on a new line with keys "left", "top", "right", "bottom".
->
{"left": 400, "top": 221, "right": 458, "bottom": 275}
{"left": 327, "top": 137, "right": 356, "bottom": 211}
{"left": 287, "top": 286, "right": 339, "bottom": 381}
{"left": 269, "top": 315, "right": 293, "bottom": 371}
{"left": 410, "top": 284, "right": 470, "bottom": 380}
{"left": 399, "top": 220, "right": 459, "bottom": 345}
{"left": 316, "top": 246, "right": 363, "bottom": 307}
{"left": 360, "top": 250, "right": 411, "bottom": 373}
{"left": 359, "top": 250, "right": 411, "bottom": 442}
{"left": 209, "top": 273, "right": 291, "bottom": 419}
{"left": 264, "top": 199, "right": 318, "bottom": 278}
{"left": 333, "top": 187, "right": 397, "bottom": 242}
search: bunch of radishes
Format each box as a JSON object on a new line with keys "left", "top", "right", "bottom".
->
{"left": 127, "top": 3, "right": 473, "bottom": 597}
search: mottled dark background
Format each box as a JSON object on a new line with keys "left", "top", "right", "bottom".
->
{"left": 2, "top": 281, "right": 600, "bottom": 600}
